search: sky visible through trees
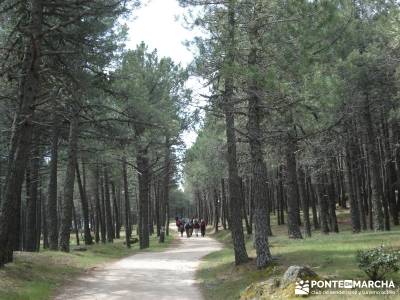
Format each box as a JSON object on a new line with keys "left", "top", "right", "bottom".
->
{"left": 126, "top": 0, "right": 207, "bottom": 149}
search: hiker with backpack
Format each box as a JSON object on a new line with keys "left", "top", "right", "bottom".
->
{"left": 184, "top": 221, "right": 191, "bottom": 238}
{"left": 193, "top": 219, "right": 200, "bottom": 237}
{"left": 179, "top": 220, "right": 185, "bottom": 237}
{"left": 188, "top": 219, "right": 194, "bottom": 237}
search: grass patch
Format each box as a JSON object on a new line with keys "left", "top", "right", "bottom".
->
{"left": 0, "top": 233, "right": 174, "bottom": 300}
{"left": 198, "top": 211, "right": 400, "bottom": 299}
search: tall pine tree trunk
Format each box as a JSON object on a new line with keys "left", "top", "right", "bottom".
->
{"left": 221, "top": 0, "right": 249, "bottom": 265}
{"left": 104, "top": 167, "right": 114, "bottom": 242}
{"left": 111, "top": 181, "right": 120, "bottom": 239}
{"left": 47, "top": 117, "right": 60, "bottom": 250}
{"left": 363, "top": 94, "right": 384, "bottom": 230}
{"left": 122, "top": 157, "right": 131, "bottom": 248}
{"left": 247, "top": 23, "right": 272, "bottom": 267}
{"left": 59, "top": 112, "right": 79, "bottom": 252}
{"left": 345, "top": 140, "right": 361, "bottom": 233}
{"left": 298, "top": 166, "right": 311, "bottom": 237}
{"left": 284, "top": 119, "right": 303, "bottom": 239}
{"left": 25, "top": 135, "right": 40, "bottom": 251}
{"left": 137, "top": 148, "right": 150, "bottom": 249}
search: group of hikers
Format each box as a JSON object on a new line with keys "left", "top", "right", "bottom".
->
{"left": 175, "top": 217, "right": 207, "bottom": 238}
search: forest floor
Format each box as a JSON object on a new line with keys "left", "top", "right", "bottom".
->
{"left": 54, "top": 232, "right": 222, "bottom": 300}
{"left": 198, "top": 210, "right": 400, "bottom": 300}
{"left": 0, "top": 233, "right": 174, "bottom": 300}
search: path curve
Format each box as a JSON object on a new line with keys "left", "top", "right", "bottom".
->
{"left": 54, "top": 233, "right": 222, "bottom": 300}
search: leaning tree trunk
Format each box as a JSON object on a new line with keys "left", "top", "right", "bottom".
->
{"left": 75, "top": 158, "right": 93, "bottom": 245}
{"left": 59, "top": 111, "right": 79, "bottom": 252}
{"left": 0, "top": 0, "right": 43, "bottom": 266}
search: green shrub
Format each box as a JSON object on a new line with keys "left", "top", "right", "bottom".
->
{"left": 356, "top": 245, "right": 400, "bottom": 281}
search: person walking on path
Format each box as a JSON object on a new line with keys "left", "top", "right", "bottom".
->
{"left": 189, "top": 219, "right": 194, "bottom": 237}
{"left": 179, "top": 220, "right": 185, "bottom": 237}
{"left": 193, "top": 219, "right": 200, "bottom": 237}
{"left": 200, "top": 219, "right": 206, "bottom": 237}
{"left": 185, "top": 221, "right": 191, "bottom": 238}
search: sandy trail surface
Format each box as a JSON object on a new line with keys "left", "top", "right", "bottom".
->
{"left": 54, "top": 233, "right": 222, "bottom": 300}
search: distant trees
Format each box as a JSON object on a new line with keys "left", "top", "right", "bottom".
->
{"left": 113, "top": 44, "right": 190, "bottom": 248}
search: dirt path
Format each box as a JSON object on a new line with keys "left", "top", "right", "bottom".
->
{"left": 54, "top": 233, "right": 222, "bottom": 300}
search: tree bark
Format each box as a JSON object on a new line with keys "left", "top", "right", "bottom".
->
{"left": 327, "top": 167, "right": 339, "bottom": 233}
{"left": 316, "top": 180, "right": 330, "bottom": 234}
{"left": 161, "top": 138, "right": 171, "bottom": 241}
{"left": 221, "top": 0, "right": 249, "bottom": 265}
{"left": 363, "top": 94, "right": 384, "bottom": 230}
{"left": 345, "top": 139, "right": 361, "bottom": 233}
{"left": 75, "top": 158, "right": 93, "bottom": 245}
{"left": 42, "top": 193, "right": 49, "bottom": 249}
{"left": 111, "top": 181, "right": 120, "bottom": 239}
{"left": 122, "top": 157, "right": 131, "bottom": 248}
{"left": 104, "top": 167, "right": 114, "bottom": 242}
{"left": 25, "top": 135, "right": 40, "bottom": 251}
{"left": 246, "top": 23, "right": 272, "bottom": 266}
{"left": 284, "top": 127, "right": 303, "bottom": 239}
{"left": 137, "top": 148, "right": 150, "bottom": 249}
{"left": 59, "top": 112, "right": 79, "bottom": 252}
{"left": 307, "top": 175, "right": 319, "bottom": 230}
{"left": 99, "top": 172, "right": 106, "bottom": 243}
{"left": 72, "top": 200, "right": 80, "bottom": 246}
{"left": 47, "top": 117, "right": 60, "bottom": 250}
{"left": 298, "top": 166, "right": 311, "bottom": 237}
